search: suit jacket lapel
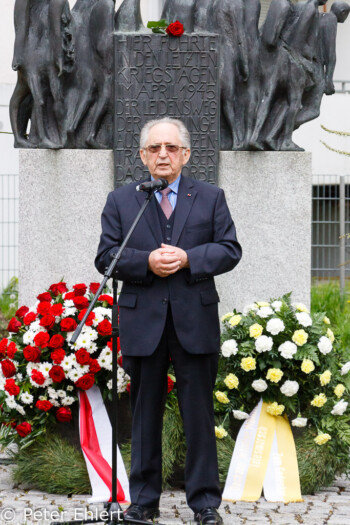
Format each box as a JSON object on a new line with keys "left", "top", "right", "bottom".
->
{"left": 171, "top": 176, "right": 197, "bottom": 246}
{"left": 135, "top": 189, "right": 163, "bottom": 246}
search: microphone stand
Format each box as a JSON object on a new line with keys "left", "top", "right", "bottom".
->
{"left": 51, "top": 188, "right": 164, "bottom": 525}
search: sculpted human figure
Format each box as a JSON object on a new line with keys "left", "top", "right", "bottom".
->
{"left": 162, "top": 0, "right": 196, "bottom": 32}
{"left": 115, "top": 0, "right": 143, "bottom": 32}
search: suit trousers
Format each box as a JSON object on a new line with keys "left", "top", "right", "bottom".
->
{"left": 122, "top": 306, "right": 222, "bottom": 513}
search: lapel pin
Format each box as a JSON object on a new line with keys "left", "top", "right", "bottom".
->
{"left": 187, "top": 193, "right": 191, "bottom": 197}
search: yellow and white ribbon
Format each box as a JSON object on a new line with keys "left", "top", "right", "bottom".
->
{"left": 223, "top": 399, "right": 303, "bottom": 503}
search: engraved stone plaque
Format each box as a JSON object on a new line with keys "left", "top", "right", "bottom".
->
{"left": 114, "top": 33, "right": 220, "bottom": 186}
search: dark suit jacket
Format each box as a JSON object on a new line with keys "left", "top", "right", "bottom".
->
{"left": 95, "top": 175, "right": 242, "bottom": 356}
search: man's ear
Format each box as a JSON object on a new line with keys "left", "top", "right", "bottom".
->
{"left": 183, "top": 148, "right": 191, "bottom": 166}
{"left": 140, "top": 149, "right": 147, "bottom": 166}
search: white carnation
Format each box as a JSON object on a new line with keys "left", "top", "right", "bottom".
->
{"left": 341, "top": 362, "right": 350, "bottom": 376}
{"left": 296, "top": 312, "right": 312, "bottom": 327}
{"left": 256, "top": 306, "right": 273, "bottom": 318}
{"left": 331, "top": 399, "right": 348, "bottom": 416}
{"left": 318, "top": 336, "right": 332, "bottom": 355}
{"left": 221, "top": 339, "right": 238, "bottom": 358}
{"left": 255, "top": 335, "right": 273, "bottom": 353}
{"left": 243, "top": 303, "right": 258, "bottom": 315}
{"left": 280, "top": 380, "right": 299, "bottom": 397}
{"left": 63, "top": 300, "right": 75, "bottom": 307}
{"left": 232, "top": 410, "right": 249, "bottom": 420}
{"left": 62, "top": 307, "right": 77, "bottom": 318}
{"left": 266, "top": 318, "right": 285, "bottom": 335}
{"left": 252, "top": 379, "right": 268, "bottom": 392}
{"left": 271, "top": 300, "right": 282, "bottom": 312}
{"left": 291, "top": 417, "right": 307, "bottom": 428}
{"left": 278, "top": 341, "right": 297, "bottom": 359}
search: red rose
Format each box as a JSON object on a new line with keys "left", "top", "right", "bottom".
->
{"left": 33, "top": 331, "right": 50, "bottom": 348}
{"left": 36, "top": 400, "right": 53, "bottom": 411}
{"left": 73, "top": 283, "right": 87, "bottom": 296}
{"left": 0, "top": 339, "right": 8, "bottom": 359}
{"left": 11, "top": 421, "right": 17, "bottom": 428}
{"left": 16, "top": 422, "right": 32, "bottom": 437}
{"left": 39, "top": 314, "right": 55, "bottom": 330}
{"left": 78, "top": 309, "right": 95, "bottom": 327}
{"left": 75, "top": 348, "right": 91, "bottom": 365}
{"left": 37, "top": 292, "right": 52, "bottom": 302}
{"left": 7, "top": 342, "right": 18, "bottom": 359}
{"left": 167, "top": 376, "right": 175, "bottom": 393}
{"left": 23, "top": 312, "right": 37, "bottom": 325}
{"left": 89, "top": 359, "right": 101, "bottom": 374}
{"left": 75, "top": 373, "right": 95, "bottom": 390}
{"left": 49, "top": 282, "right": 68, "bottom": 296}
{"left": 5, "top": 378, "right": 20, "bottom": 396}
{"left": 117, "top": 355, "right": 123, "bottom": 367}
{"left": 49, "top": 365, "right": 65, "bottom": 383}
{"left": 64, "top": 291, "right": 75, "bottom": 300}
{"left": 48, "top": 334, "right": 65, "bottom": 349}
{"left": 31, "top": 369, "right": 46, "bottom": 385}
{"left": 56, "top": 407, "right": 72, "bottom": 422}
{"left": 98, "top": 294, "right": 113, "bottom": 306}
{"left": 1, "top": 359, "right": 16, "bottom": 378}
{"left": 97, "top": 319, "right": 112, "bottom": 337}
{"left": 7, "top": 317, "right": 22, "bottom": 333}
{"left": 166, "top": 20, "right": 184, "bottom": 36}
{"left": 51, "top": 348, "right": 66, "bottom": 364}
{"left": 89, "top": 282, "right": 100, "bottom": 294}
{"left": 60, "top": 318, "right": 77, "bottom": 332}
{"left": 73, "top": 296, "right": 89, "bottom": 310}
{"left": 51, "top": 303, "right": 64, "bottom": 316}
{"left": 23, "top": 346, "right": 41, "bottom": 362}
{"left": 16, "top": 306, "right": 29, "bottom": 319}
{"left": 37, "top": 302, "right": 51, "bottom": 315}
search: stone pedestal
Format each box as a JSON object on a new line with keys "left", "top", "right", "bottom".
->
{"left": 216, "top": 151, "right": 312, "bottom": 315}
{"left": 19, "top": 150, "right": 312, "bottom": 313}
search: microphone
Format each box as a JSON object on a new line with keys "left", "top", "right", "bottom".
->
{"left": 136, "top": 179, "right": 168, "bottom": 192}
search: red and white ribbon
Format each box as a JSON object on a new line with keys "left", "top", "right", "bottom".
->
{"left": 79, "top": 385, "right": 130, "bottom": 504}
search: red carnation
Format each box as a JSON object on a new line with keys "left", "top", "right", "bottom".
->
{"left": 75, "top": 348, "right": 91, "bottom": 365}
{"left": 39, "top": 314, "right": 55, "bottom": 330}
{"left": 56, "top": 407, "right": 72, "bottom": 422}
{"left": 97, "top": 319, "right": 112, "bottom": 337}
{"left": 89, "top": 359, "right": 101, "bottom": 374}
{"left": 75, "top": 373, "right": 95, "bottom": 390}
{"left": 23, "top": 346, "right": 41, "bottom": 362}
{"left": 33, "top": 331, "right": 50, "bottom": 348}
{"left": 5, "top": 378, "right": 20, "bottom": 396}
{"left": 49, "top": 282, "right": 68, "bottom": 296}
{"left": 117, "top": 355, "right": 123, "bottom": 367}
{"left": 36, "top": 400, "right": 53, "bottom": 411}
{"left": 167, "top": 376, "right": 175, "bottom": 393}
{"left": 51, "top": 303, "right": 64, "bottom": 316}
{"left": 166, "top": 20, "right": 184, "bottom": 36}
{"left": 16, "top": 422, "right": 32, "bottom": 437}
{"left": 37, "top": 292, "right": 52, "bottom": 302}
{"left": 78, "top": 309, "right": 95, "bottom": 327}
{"left": 60, "top": 318, "right": 77, "bottom": 332}
{"left": 73, "top": 296, "right": 89, "bottom": 310}
{"left": 31, "top": 369, "right": 46, "bottom": 385}
{"left": 23, "top": 312, "right": 37, "bottom": 325}
{"left": 50, "top": 348, "right": 66, "bottom": 364}
{"left": 7, "top": 342, "right": 18, "bottom": 359}
{"left": 64, "top": 291, "right": 75, "bottom": 300}
{"left": 37, "top": 302, "right": 51, "bottom": 315}
{"left": 0, "top": 339, "right": 8, "bottom": 359}
{"left": 1, "top": 359, "right": 16, "bottom": 378}
{"left": 49, "top": 365, "right": 65, "bottom": 383}
{"left": 15, "top": 306, "right": 29, "bottom": 319}
{"left": 48, "top": 334, "right": 65, "bottom": 349}
{"left": 98, "top": 294, "right": 113, "bottom": 306}
{"left": 7, "top": 317, "right": 21, "bottom": 333}
{"left": 73, "top": 283, "right": 87, "bottom": 296}
{"left": 89, "top": 282, "right": 100, "bottom": 294}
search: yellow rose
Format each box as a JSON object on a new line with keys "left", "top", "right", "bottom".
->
{"left": 295, "top": 303, "right": 309, "bottom": 313}
{"left": 266, "top": 368, "right": 284, "bottom": 383}
{"left": 215, "top": 426, "right": 228, "bottom": 439}
{"left": 221, "top": 312, "right": 233, "bottom": 323}
{"left": 241, "top": 357, "right": 256, "bottom": 372}
{"left": 257, "top": 301, "right": 269, "bottom": 307}
{"left": 320, "top": 370, "right": 332, "bottom": 386}
{"left": 215, "top": 391, "right": 230, "bottom": 404}
{"left": 326, "top": 329, "right": 335, "bottom": 343}
{"left": 229, "top": 315, "right": 242, "bottom": 327}
{"left": 311, "top": 393, "right": 327, "bottom": 407}
{"left": 323, "top": 316, "right": 331, "bottom": 325}
{"left": 266, "top": 402, "right": 285, "bottom": 416}
{"left": 292, "top": 329, "right": 308, "bottom": 347}
{"left": 301, "top": 359, "right": 315, "bottom": 374}
{"left": 224, "top": 373, "right": 239, "bottom": 390}
{"left": 249, "top": 323, "right": 263, "bottom": 338}
{"left": 314, "top": 433, "right": 331, "bottom": 446}
{"left": 334, "top": 384, "right": 346, "bottom": 398}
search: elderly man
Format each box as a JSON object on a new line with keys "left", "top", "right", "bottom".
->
{"left": 95, "top": 118, "right": 242, "bottom": 525}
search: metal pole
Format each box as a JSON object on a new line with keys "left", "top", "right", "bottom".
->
{"left": 340, "top": 175, "right": 345, "bottom": 295}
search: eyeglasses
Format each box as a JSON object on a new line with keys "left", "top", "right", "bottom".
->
{"left": 144, "top": 144, "right": 188, "bottom": 154}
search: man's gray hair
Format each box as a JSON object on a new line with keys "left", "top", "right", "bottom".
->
{"left": 140, "top": 118, "right": 191, "bottom": 150}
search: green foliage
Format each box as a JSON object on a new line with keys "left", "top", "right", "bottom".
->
{"left": 0, "top": 277, "right": 18, "bottom": 338}
{"left": 147, "top": 19, "right": 168, "bottom": 34}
